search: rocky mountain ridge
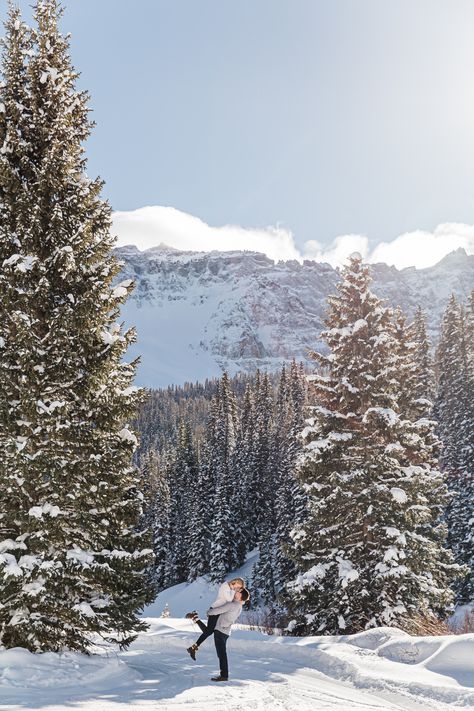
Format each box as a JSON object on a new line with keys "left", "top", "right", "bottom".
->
{"left": 116, "top": 245, "right": 474, "bottom": 387}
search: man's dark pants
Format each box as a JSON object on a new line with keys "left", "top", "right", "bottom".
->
{"left": 213, "top": 630, "right": 229, "bottom": 679}
{"left": 194, "top": 617, "right": 229, "bottom": 679}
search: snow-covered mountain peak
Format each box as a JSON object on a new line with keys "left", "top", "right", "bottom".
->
{"left": 432, "top": 246, "right": 469, "bottom": 268}
{"left": 143, "top": 242, "right": 183, "bottom": 255}
{"left": 115, "top": 246, "right": 474, "bottom": 387}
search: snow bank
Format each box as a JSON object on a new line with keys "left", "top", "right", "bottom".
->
{"left": 342, "top": 626, "right": 410, "bottom": 651}
{"left": 377, "top": 633, "right": 474, "bottom": 680}
{"left": 0, "top": 646, "right": 138, "bottom": 690}
{"left": 1, "top": 555, "right": 472, "bottom": 711}
{"left": 450, "top": 602, "right": 474, "bottom": 629}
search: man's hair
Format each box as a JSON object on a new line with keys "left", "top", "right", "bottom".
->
{"left": 239, "top": 588, "right": 250, "bottom": 602}
{"left": 230, "top": 577, "right": 245, "bottom": 586}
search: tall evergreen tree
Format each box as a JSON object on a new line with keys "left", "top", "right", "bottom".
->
{"left": 435, "top": 295, "right": 474, "bottom": 602}
{"left": 187, "top": 396, "right": 219, "bottom": 579}
{"left": 0, "top": 1, "right": 152, "bottom": 652}
{"left": 286, "top": 359, "right": 308, "bottom": 526}
{"left": 209, "top": 373, "right": 237, "bottom": 581}
{"left": 412, "top": 306, "right": 435, "bottom": 412}
{"left": 251, "top": 371, "right": 273, "bottom": 545}
{"left": 230, "top": 384, "right": 256, "bottom": 568}
{"left": 467, "top": 290, "right": 474, "bottom": 352}
{"left": 251, "top": 369, "right": 286, "bottom": 605}
{"left": 286, "top": 255, "right": 459, "bottom": 635}
{"left": 140, "top": 449, "right": 170, "bottom": 593}
{"left": 252, "top": 363, "right": 307, "bottom": 606}
{"left": 393, "top": 308, "right": 421, "bottom": 420}
{"left": 273, "top": 362, "right": 307, "bottom": 592}
{"left": 166, "top": 421, "right": 199, "bottom": 584}
{"left": 435, "top": 296, "right": 465, "bottom": 473}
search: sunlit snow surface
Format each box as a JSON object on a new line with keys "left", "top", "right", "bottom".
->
{"left": 1, "top": 555, "right": 473, "bottom": 711}
{"left": 1, "top": 618, "right": 473, "bottom": 710}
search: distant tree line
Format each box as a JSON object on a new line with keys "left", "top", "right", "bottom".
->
{"left": 137, "top": 364, "right": 308, "bottom": 601}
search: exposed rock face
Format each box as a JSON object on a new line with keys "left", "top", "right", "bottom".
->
{"left": 116, "top": 245, "right": 474, "bottom": 387}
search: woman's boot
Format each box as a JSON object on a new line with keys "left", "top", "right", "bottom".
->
{"left": 186, "top": 643, "right": 199, "bottom": 660}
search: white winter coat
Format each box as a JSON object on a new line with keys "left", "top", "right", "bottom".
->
{"left": 210, "top": 581, "right": 235, "bottom": 608}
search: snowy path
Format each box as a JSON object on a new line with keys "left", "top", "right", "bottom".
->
{"left": 1, "top": 618, "right": 473, "bottom": 711}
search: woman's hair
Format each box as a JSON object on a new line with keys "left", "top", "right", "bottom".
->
{"left": 239, "top": 588, "right": 250, "bottom": 602}
{"left": 230, "top": 577, "right": 245, "bottom": 586}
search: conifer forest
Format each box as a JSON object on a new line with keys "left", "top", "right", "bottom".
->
{"left": 138, "top": 260, "right": 474, "bottom": 635}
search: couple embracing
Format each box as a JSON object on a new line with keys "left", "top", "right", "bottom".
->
{"left": 186, "top": 577, "right": 250, "bottom": 682}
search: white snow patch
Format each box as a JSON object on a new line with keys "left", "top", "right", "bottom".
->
{"left": 73, "top": 602, "right": 96, "bottom": 618}
{"left": 363, "top": 407, "right": 399, "bottom": 426}
{"left": 0, "top": 553, "right": 23, "bottom": 577}
{"left": 337, "top": 558, "right": 360, "bottom": 588}
{"left": 28, "top": 503, "right": 61, "bottom": 518}
{"left": 390, "top": 487, "right": 408, "bottom": 504}
{"left": 117, "top": 427, "right": 138, "bottom": 446}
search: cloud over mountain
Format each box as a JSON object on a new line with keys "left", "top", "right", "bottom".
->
{"left": 112, "top": 206, "right": 474, "bottom": 269}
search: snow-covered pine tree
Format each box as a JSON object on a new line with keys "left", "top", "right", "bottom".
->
{"left": 166, "top": 420, "right": 198, "bottom": 584}
{"left": 465, "top": 294, "right": 474, "bottom": 591}
{"left": 209, "top": 372, "right": 237, "bottom": 581}
{"left": 435, "top": 295, "right": 474, "bottom": 602}
{"left": 139, "top": 449, "right": 170, "bottom": 593}
{"left": 0, "top": 1, "right": 152, "bottom": 652}
{"left": 287, "top": 360, "right": 308, "bottom": 525}
{"left": 467, "top": 290, "right": 474, "bottom": 350}
{"left": 273, "top": 362, "right": 307, "bottom": 593}
{"left": 412, "top": 306, "right": 435, "bottom": 413}
{"left": 251, "top": 368, "right": 287, "bottom": 605}
{"left": 253, "top": 363, "right": 307, "bottom": 607}
{"left": 392, "top": 308, "right": 420, "bottom": 420}
{"left": 229, "top": 384, "right": 256, "bottom": 568}
{"left": 286, "top": 254, "right": 459, "bottom": 635}
{"left": 435, "top": 296, "right": 465, "bottom": 474}
{"left": 390, "top": 305, "right": 455, "bottom": 613}
{"left": 186, "top": 395, "right": 219, "bottom": 579}
{"left": 251, "top": 371, "right": 273, "bottom": 545}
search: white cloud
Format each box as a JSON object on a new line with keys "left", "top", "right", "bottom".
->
{"left": 368, "top": 223, "right": 474, "bottom": 269}
{"left": 303, "top": 234, "right": 369, "bottom": 265}
{"left": 112, "top": 206, "right": 474, "bottom": 270}
{"left": 112, "top": 206, "right": 301, "bottom": 263}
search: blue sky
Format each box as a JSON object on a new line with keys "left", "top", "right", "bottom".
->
{"left": 3, "top": 1, "right": 474, "bottom": 265}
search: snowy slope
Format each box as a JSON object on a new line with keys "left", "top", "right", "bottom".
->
{"left": 145, "top": 549, "right": 258, "bottom": 620}
{"left": 116, "top": 245, "right": 474, "bottom": 387}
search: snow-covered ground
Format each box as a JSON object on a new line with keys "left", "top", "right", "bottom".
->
{"left": 1, "top": 556, "right": 473, "bottom": 710}
{"left": 1, "top": 552, "right": 473, "bottom": 711}
{"left": 1, "top": 615, "right": 473, "bottom": 711}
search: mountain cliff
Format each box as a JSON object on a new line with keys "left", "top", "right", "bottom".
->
{"left": 116, "top": 245, "right": 474, "bottom": 387}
